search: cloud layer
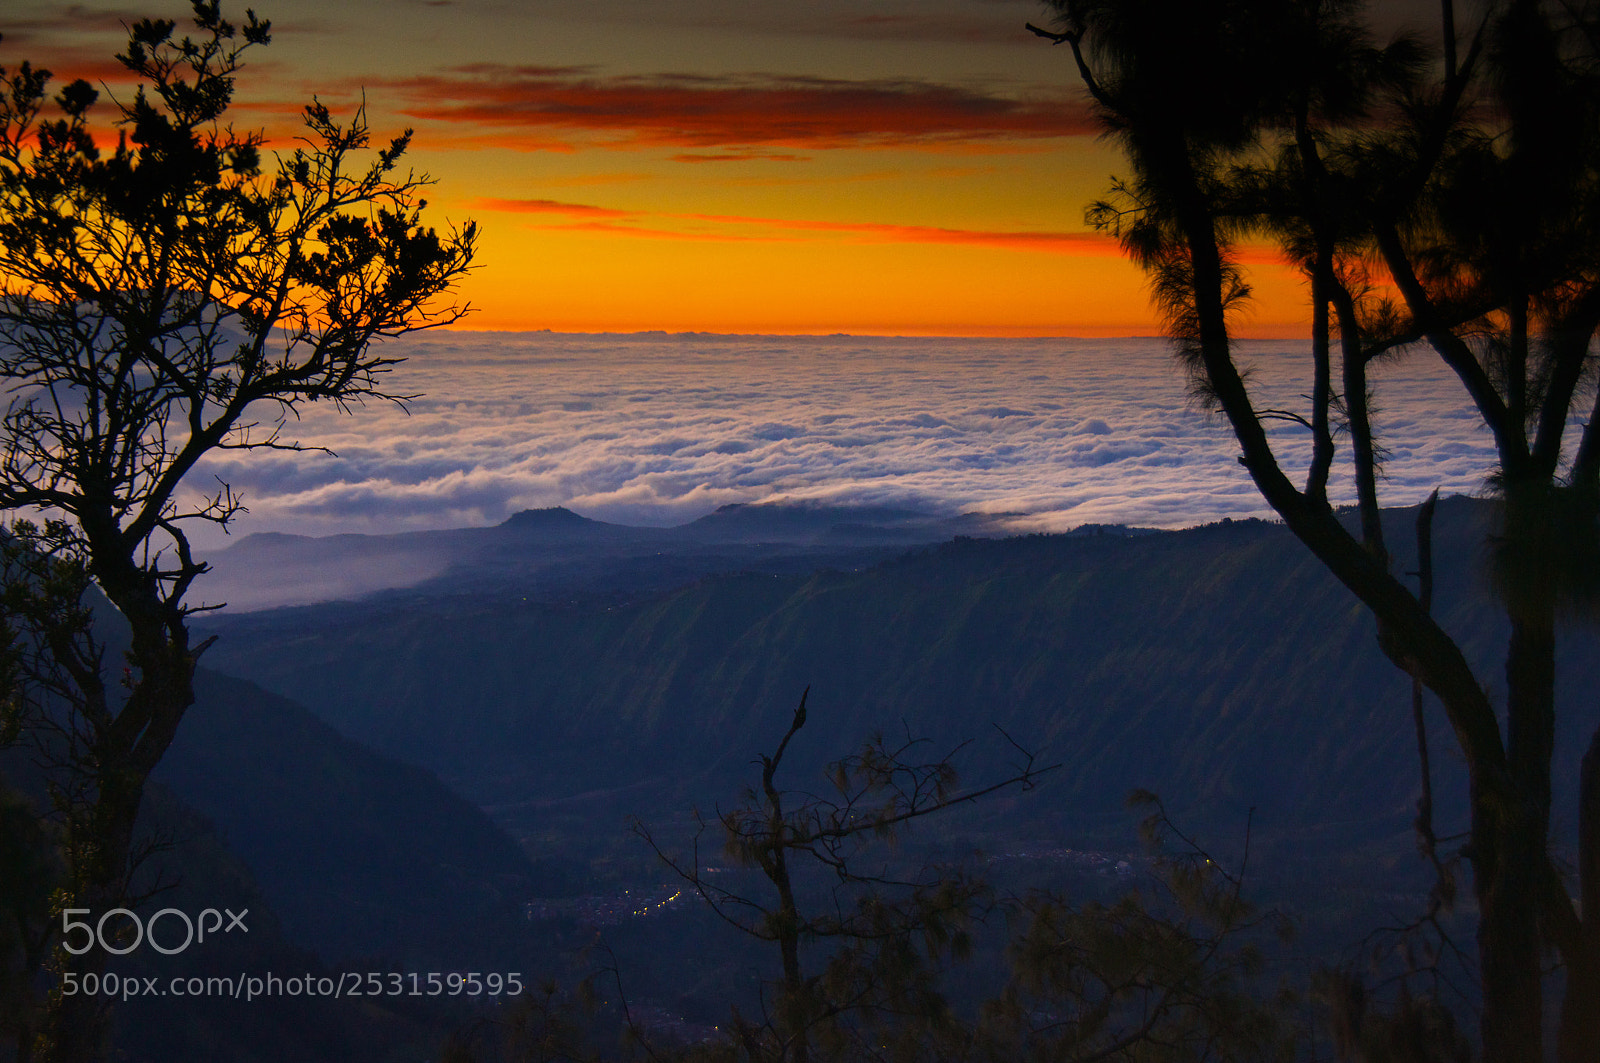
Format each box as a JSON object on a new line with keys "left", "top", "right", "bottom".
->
{"left": 379, "top": 66, "right": 1093, "bottom": 152}
{"left": 186, "top": 333, "right": 1504, "bottom": 544}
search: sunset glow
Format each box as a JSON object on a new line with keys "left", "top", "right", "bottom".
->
{"left": 4, "top": 0, "right": 1314, "bottom": 336}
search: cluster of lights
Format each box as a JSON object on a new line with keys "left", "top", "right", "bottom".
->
{"left": 629, "top": 889, "right": 683, "bottom": 918}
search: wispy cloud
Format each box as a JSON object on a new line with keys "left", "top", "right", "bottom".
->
{"left": 471, "top": 197, "right": 634, "bottom": 219}
{"left": 625, "top": 0, "right": 1048, "bottom": 47}
{"left": 374, "top": 66, "right": 1095, "bottom": 152}
{"left": 669, "top": 152, "right": 811, "bottom": 164}
{"left": 474, "top": 197, "right": 1123, "bottom": 255}
{"left": 2, "top": 6, "right": 143, "bottom": 39}
{"left": 3, "top": 46, "right": 136, "bottom": 86}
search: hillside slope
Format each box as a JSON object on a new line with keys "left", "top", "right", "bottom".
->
{"left": 201, "top": 497, "right": 1600, "bottom": 861}
{"left": 154, "top": 668, "right": 551, "bottom": 968}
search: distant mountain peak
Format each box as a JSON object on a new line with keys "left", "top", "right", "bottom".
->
{"left": 498, "top": 507, "right": 591, "bottom": 528}
{"left": 228, "top": 530, "right": 316, "bottom": 547}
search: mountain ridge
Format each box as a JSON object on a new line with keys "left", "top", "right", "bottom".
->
{"left": 198, "top": 500, "right": 1027, "bottom": 611}
{"left": 199, "top": 495, "right": 1597, "bottom": 865}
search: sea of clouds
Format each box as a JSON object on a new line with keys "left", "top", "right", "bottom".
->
{"left": 186, "top": 332, "right": 1502, "bottom": 543}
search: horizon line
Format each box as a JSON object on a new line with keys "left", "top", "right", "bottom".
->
{"left": 427, "top": 325, "right": 1304, "bottom": 342}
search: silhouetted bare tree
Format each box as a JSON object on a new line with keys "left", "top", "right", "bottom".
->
{"left": 0, "top": 3, "right": 476, "bottom": 1058}
{"left": 633, "top": 693, "right": 1295, "bottom": 1063}
{"left": 634, "top": 690, "right": 1051, "bottom": 1063}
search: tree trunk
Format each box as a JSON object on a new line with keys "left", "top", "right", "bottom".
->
{"left": 1556, "top": 728, "right": 1600, "bottom": 1061}
{"left": 1480, "top": 482, "right": 1559, "bottom": 1062}
{"left": 1475, "top": 808, "right": 1546, "bottom": 1062}
{"left": 1143, "top": 108, "right": 1552, "bottom": 1062}
{"left": 1184, "top": 207, "right": 1546, "bottom": 1063}
{"left": 44, "top": 769, "right": 143, "bottom": 1063}
{"left": 38, "top": 603, "right": 197, "bottom": 1063}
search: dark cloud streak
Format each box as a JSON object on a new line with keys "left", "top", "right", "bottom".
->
{"left": 378, "top": 66, "right": 1095, "bottom": 150}
{"left": 474, "top": 197, "right": 1124, "bottom": 255}
{"left": 471, "top": 197, "right": 634, "bottom": 219}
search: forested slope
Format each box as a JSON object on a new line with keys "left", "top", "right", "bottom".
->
{"left": 154, "top": 669, "right": 550, "bottom": 968}
{"left": 202, "top": 497, "right": 1600, "bottom": 857}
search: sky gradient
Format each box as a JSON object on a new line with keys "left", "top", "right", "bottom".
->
{"left": 3, "top": 0, "right": 1328, "bottom": 335}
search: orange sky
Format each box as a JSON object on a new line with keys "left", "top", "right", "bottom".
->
{"left": 5, "top": 0, "right": 1317, "bottom": 336}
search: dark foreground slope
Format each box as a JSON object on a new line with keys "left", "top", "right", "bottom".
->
{"left": 5, "top": 667, "right": 553, "bottom": 1061}
{"left": 200, "top": 497, "right": 1600, "bottom": 865}
{"left": 111, "top": 786, "right": 442, "bottom": 1063}
{"left": 120, "top": 671, "right": 553, "bottom": 1059}
{"left": 154, "top": 668, "right": 549, "bottom": 969}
